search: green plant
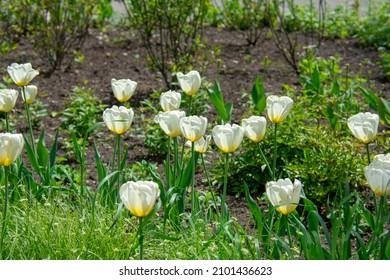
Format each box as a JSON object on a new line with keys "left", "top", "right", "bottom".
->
{"left": 59, "top": 86, "right": 106, "bottom": 160}
{"left": 357, "top": 2, "right": 390, "bottom": 49}
{"left": 122, "top": 0, "right": 208, "bottom": 87}
{"left": 60, "top": 86, "right": 106, "bottom": 139}
{"left": 219, "top": 0, "right": 268, "bottom": 45}
{"left": 378, "top": 50, "right": 390, "bottom": 79}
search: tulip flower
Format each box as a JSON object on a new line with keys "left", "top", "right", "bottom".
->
{"left": 21, "top": 85, "right": 38, "bottom": 105}
{"left": 212, "top": 123, "right": 244, "bottom": 219}
{"left": 364, "top": 154, "right": 390, "bottom": 196}
{"left": 266, "top": 95, "right": 293, "bottom": 179}
{"left": 0, "top": 133, "right": 24, "bottom": 251}
{"left": 212, "top": 123, "right": 244, "bottom": 153}
{"left": 120, "top": 180, "right": 160, "bottom": 260}
{"left": 242, "top": 115, "right": 272, "bottom": 176}
{"left": 177, "top": 70, "right": 201, "bottom": 96}
{"left": 266, "top": 178, "right": 302, "bottom": 215}
{"left": 0, "top": 89, "right": 18, "bottom": 113}
{"left": 103, "top": 105, "right": 134, "bottom": 134}
{"left": 111, "top": 78, "right": 137, "bottom": 102}
{"left": 7, "top": 63, "right": 39, "bottom": 87}
{"left": 0, "top": 133, "right": 24, "bottom": 166}
{"left": 160, "top": 90, "right": 181, "bottom": 112}
{"left": 120, "top": 181, "right": 160, "bottom": 217}
{"left": 242, "top": 116, "right": 267, "bottom": 143}
{"left": 179, "top": 115, "right": 207, "bottom": 142}
{"left": 186, "top": 135, "right": 212, "bottom": 153}
{"left": 266, "top": 95, "right": 293, "bottom": 124}
{"left": 154, "top": 110, "right": 185, "bottom": 137}
{"left": 347, "top": 112, "right": 379, "bottom": 144}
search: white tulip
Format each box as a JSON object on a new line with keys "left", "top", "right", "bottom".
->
{"left": 103, "top": 105, "right": 134, "bottom": 134}
{"left": 120, "top": 181, "right": 160, "bottom": 217}
{"left": 179, "top": 115, "right": 208, "bottom": 142}
{"left": 7, "top": 63, "right": 39, "bottom": 87}
{"left": 111, "top": 78, "right": 137, "bottom": 102}
{"left": 160, "top": 90, "right": 181, "bottom": 112}
{"left": 242, "top": 116, "right": 267, "bottom": 142}
{"left": 22, "top": 85, "right": 38, "bottom": 104}
{"left": 176, "top": 70, "right": 201, "bottom": 96}
{"left": 212, "top": 123, "right": 244, "bottom": 153}
{"left": 0, "top": 133, "right": 24, "bottom": 166}
{"left": 365, "top": 154, "right": 390, "bottom": 196}
{"left": 186, "top": 135, "right": 212, "bottom": 153}
{"left": 266, "top": 178, "right": 302, "bottom": 215}
{"left": 266, "top": 95, "right": 293, "bottom": 124}
{"left": 347, "top": 112, "right": 379, "bottom": 144}
{"left": 154, "top": 110, "right": 185, "bottom": 137}
{"left": 0, "top": 89, "right": 18, "bottom": 113}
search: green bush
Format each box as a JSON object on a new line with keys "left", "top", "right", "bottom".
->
{"left": 122, "top": 0, "right": 208, "bottom": 87}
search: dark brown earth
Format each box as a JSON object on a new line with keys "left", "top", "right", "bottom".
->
{"left": 0, "top": 26, "right": 388, "bottom": 225}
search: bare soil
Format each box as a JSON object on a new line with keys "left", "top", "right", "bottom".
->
{"left": 0, "top": 26, "right": 388, "bottom": 225}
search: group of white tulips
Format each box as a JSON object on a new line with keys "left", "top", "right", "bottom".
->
{"left": 1, "top": 64, "right": 389, "bottom": 229}
{"left": 0, "top": 63, "right": 40, "bottom": 168}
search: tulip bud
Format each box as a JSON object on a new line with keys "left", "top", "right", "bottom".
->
{"left": 242, "top": 116, "right": 267, "bottom": 142}
{"left": 103, "top": 105, "right": 134, "bottom": 134}
{"left": 22, "top": 85, "right": 38, "bottom": 104}
{"left": 111, "top": 78, "right": 137, "bottom": 102}
{"left": 0, "top": 89, "right": 18, "bottom": 113}
{"left": 179, "top": 115, "right": 208, "bottom": 142}
{"left": 176, "top": 70, "right": 201, "bottom": 96}
{"left": 154, "top": 110, "right": 185, "bottom": 137}
{"left": 266, "top": 178, "right": 302, "bottom": 215}
{"left": 120, "top": 181, "right": 160, "bottom": 217}
{"left": 212, "top": 123, "right": 244, "bottom": 153}
{"left": 347, "top": 112, "right": 379, "bottom": 144}
{"left": 266, "top": 95, "right": 293, "bottom": 124}
{"left": 364, "top": 154, "right": 390, "bottom": 196}
{"left": 0, "top": 133, "right": 24, "bottom": 166}
{"left": 160, "top": 90, "right": 181, "bottom": 112}
{"left": 186, "top": 135, "right": 212, "bottom": 153}
{"left": 7, "top": 63, "right": 39, "bottom": 87}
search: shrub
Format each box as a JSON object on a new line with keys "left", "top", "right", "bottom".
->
{"left": 122, "top": 0, "right": 208, "bottom": 87}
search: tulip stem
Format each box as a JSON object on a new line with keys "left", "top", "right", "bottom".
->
{"left": 191, "top": 141, "right": 196, "bottom": 216}
{"left": 5, "top": 113, "right": 9, "bottom": 132}
{"left": 116, "top": 134, "right": 122, "bottom": 198}
{"left": 1, "top": 166, "right": 9, "bottom": 256}
{"left": 272, "top": 123, "right": 278, "bottom": 180}
{"left": 222, "top": 153, "right": 229, "bottom": 220}
{"left": 139, "top": 217, "right": 144, "bottom": 260}
{"left": 187, "top": 95, "right": 193, "bottom": 116}
{"left": 286, "top": 215, "right": 294, "bottom": 259}
{"left": 258, "top": 143, "right": 272, "bottom": 178}
{"left": 201, "top": 153, "right": 220, "bottom": 218}
{"left": 22, "top": 86, "right": 35, "bottom": 154}
{"left": 365, "top": 143, "right": 371, "bottom": 165}
{"left": 166, "top": 137, "right": 171, "bottom": 187}
{"left": 173, "top": 137, "right": 179, "bottom": 179}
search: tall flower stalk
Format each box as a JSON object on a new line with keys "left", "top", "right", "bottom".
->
{"left": 103, "top": 105, "right": 134, "bottom": 203}
{"left": 21, "top": 86, "right": 36, "bottom": 152}
{"left": 266, "top": 95, "right": 293, "bottom": 179}
{"left": 212, "top": 123, "right": 244, "bottom": 220}
{"left": 7, "top": 63, "right": 39, "bottom": 151}
{"left": 120, "top": 181, "right": 160, "bottom": 260}
{"left": 179, "top": 115, "right": 207, "bottom": 215}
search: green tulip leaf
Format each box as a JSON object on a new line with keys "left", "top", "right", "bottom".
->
{"left": 251, "top": 76, "right": 266, "bottom": 113}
